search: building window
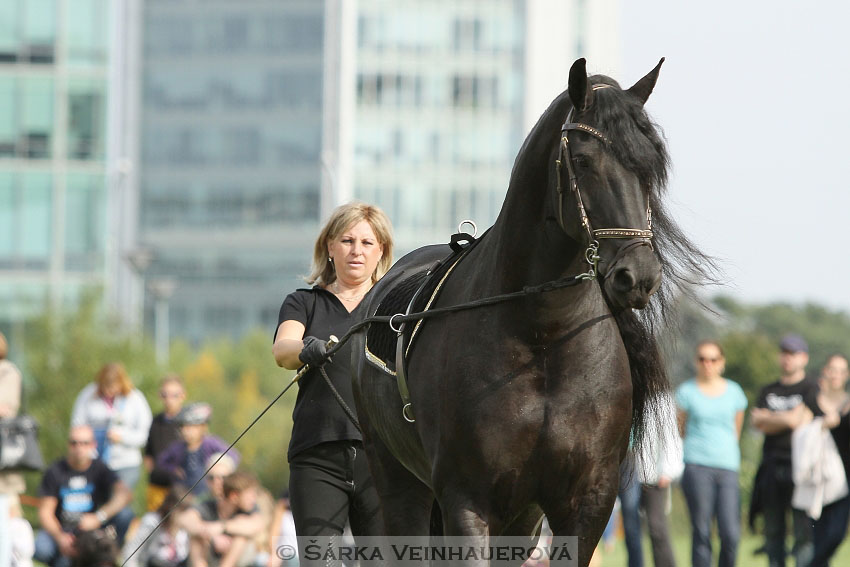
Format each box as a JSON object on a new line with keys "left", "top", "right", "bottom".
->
{"left": 67, "top": 0, "right": 108, "bottom": 65}
{"left": 0, "top": 171, "right": 52, "bottom": 268}
{"left": 67, "top": 78, "right": 106, "bottom": 160}
{"left": 64, "top": 173, "right": 105, "bottom": 271}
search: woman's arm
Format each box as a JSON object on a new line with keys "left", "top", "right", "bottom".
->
{"left": 273, "top": 320, "right": 307, "bottom": 370}
{"left": 735, "top": 410, "right": 745, "bottom": 438}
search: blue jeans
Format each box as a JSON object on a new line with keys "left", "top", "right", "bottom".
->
{"left": 811, "top": 495, "right": 850, "bottom": 567}
{"left": 33, "top": 507, "right": 134, "bottom": 567}
{"left": 619, "top": 459, "right": 643, "bottom": 567}
{"left": 681, "top": 464, "right": 741, "bottom": 567}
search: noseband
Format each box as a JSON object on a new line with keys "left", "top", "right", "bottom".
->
{"left": 555, "top": 84, "right": 654, "bottom": 278}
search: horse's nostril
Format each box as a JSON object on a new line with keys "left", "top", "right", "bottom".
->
{"left": 613, "top": 268, "right": 636, "bottom": 292}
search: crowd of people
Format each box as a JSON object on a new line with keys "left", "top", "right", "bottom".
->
{"left": 0, "top": 347, "right": 298, "bottom": 567}
{"left": 2, "top": 202, "right": 850, "bottom": 567}
{"left": 614, "top": 335, "right": 850, "bottom": 567}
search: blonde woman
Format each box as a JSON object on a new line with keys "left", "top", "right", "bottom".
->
{"left": 71, "top": 363, "right": 153, "bottom": 489}
{"left": 273, "top": 202, "right": 393, "bottom": 561}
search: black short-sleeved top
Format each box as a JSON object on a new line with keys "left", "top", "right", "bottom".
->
{"left": 145, "top": 412, "right": 182, "bottom": 486}
{"left": 755, "top": 376, "right": 821, "bottom": 463}
{"left": 831, "top": 412, "right": 850, "bottom": 482}
{"left": 275, "top": 287, "right": 361, "bottom": 461}
{"left": 38, "top": 458, "right": 118, "bottom": 530}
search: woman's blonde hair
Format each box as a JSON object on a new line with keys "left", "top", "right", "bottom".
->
{"left": 306, "top": 202, "right": 394, "bottom": 287}
{"left": 95, "top": 362, "right": 134, "bottom": 397}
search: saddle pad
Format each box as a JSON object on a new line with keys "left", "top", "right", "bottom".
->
{"left": 365, "top": 253, "right": 461, "bottom": 374}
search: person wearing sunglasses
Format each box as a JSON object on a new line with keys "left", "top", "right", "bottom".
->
{"left": 675, "top": 340, "right": 748, "bottom": 567}
{"left": 34, "top": 425, "right": 134, "bottom": 567}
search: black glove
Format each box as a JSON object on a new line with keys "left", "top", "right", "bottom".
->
{"left": 299, "top": 336, "right": 330, "bottom": 367}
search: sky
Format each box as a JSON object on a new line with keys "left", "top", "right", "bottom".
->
{"left": 620, "top": 1, "right": 850, "bottom": 313}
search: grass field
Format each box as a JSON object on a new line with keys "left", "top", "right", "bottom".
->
{"left": 596, "top": 521, "right": 850, "bottom": 567}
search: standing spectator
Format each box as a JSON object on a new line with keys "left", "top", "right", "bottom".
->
{"left": 145, "top": 374, "right": 187, "bottom": 511}
{"left": 751, "top": 334, "right": 819, "bottom": 567}
{"left": 33, "top": 425, "right": 134, "bottom": 567}
{"left": 619, "top": 398, "right": 683, "bottom": 567}
{"left": 807, "top": 354, "right": 850, "bottom": 567}
{"left": 676, "top": 340, "right": 747, "bottom": 567}
{"left": 0, "top": 331, "right": 32, "bottom": 567}
{"left": 180, "top": 470, "right": 265, "bottom": 567}
{"left": 70, "top": 362, "right": 153, "bottom": 489}
{"left": 156, "top": 403, "right": 239, "bottom": 496}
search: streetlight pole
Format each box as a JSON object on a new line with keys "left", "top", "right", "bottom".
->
{"left": 147, "top": 277, "right": 177, "bottom": 365}
{"left": 124, "top": 247, "right": 153, "bottom": 332}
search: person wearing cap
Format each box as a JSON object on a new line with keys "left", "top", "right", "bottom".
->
{"left": 155, "top": 402, "right": 239, "bottom": 496}
{"left": 750, "top": 334, "right": 820, "bottom": 567}
{"left": 272, "top": 203, "right": 393, "bottom": 562}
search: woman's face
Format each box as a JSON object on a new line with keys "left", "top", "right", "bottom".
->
{"left": 101, "top": 379, "right": 121, "bottom": 399}
{"left": 695, "top": 344, "right": 724, "bottom": 379}
{"left": 327, "top": 220, "right": 383, "bottom": 286}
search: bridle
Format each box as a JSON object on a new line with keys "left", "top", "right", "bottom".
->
{"left": 555, "top": 84, "right": 654, "bottom": 279}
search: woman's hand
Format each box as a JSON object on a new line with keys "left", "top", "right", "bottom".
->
{"left": 299, "top": 336, "right": 331, "bottom": 367}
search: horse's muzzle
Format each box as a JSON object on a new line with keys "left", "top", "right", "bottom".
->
{"left": 602, "top": 244, "right": 662, "bottom": 310}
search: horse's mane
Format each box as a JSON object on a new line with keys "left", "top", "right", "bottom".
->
{"left": 587, "top": 75, "right": 720, "bottom": 449}
{"left": 517, "top": 75, "right": 719, "bottom": 450}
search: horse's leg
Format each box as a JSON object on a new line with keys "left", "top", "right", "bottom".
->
{"left": 542, "top": 460, "right": 620, "bottom": 567}
{"left": 359, "top": 421, "right": 433, "bottom": 537}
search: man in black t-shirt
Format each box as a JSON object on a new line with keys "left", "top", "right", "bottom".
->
{"left": 33, "top": 425, "right": 134, "bottom": 567}
{"left": 751, "top": 334, "right": 819, "bottom": 567}
{"left": 144, "top": 374, "right": 186, "bottom": 511}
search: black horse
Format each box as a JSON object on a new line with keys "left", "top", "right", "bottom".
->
{"left": 350, "top": 58, "right": 712, "bottom": 566}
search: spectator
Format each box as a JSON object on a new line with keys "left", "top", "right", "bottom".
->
{"left": 805, "top": 354, "right": 850, "bottom": 567}
{"left": 156, "top": 403, "right": 239, "bottom": 496}
{"left": 33, "top": 425, "right": 134, "bottom": 567}
{"left": 145, "top": 374, "right": 187, "bottom": 511}
{"left": 0, "top": 331, "right": 32, "bottom": 567}
{"left": 625, "top": 394, "right": 683, "bottom": 567}
{"left": 750, "top": 334, "right": 819, "bottom": 567}
{"left": 70, "top": 362, "right": 153, "bottom": 489}
{"left": 122, "top": 487, "right": 192, "bottom": 567}
{"left": 180, "top": 469, "right": 265, "bottom": 567}
{"left": 267, "top": 491, "right": 298, "bottom": 567}
{"left": 676, "top": 340, "right": 747, "bottom": 567}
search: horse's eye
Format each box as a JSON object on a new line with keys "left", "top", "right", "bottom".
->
{"left": 573, "top": 155, "right": 590, "bottom": 169}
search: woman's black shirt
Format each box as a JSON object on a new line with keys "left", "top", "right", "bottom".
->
{"left": 276, "top": 287, "right": 361, "bottom": 461}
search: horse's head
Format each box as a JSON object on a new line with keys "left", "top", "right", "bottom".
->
{"left": 557, "top": 58, "right": 668, "bottom": 310}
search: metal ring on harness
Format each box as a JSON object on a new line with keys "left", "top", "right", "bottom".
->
{"left": 389, "top": 313, "right": 404, "bottom": 334}
{"left": 402, "top": 403, "right": 415, "bottom": 423}
{"left": 457, "top": 219, "right": 478, "bottom": 238}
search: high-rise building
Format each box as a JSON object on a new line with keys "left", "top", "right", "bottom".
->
{"left": 1, "top": 1, "right": 620, "bottom": 349}
{"left": 0, "top": 0, "right": 113, "bottom": 339}
{"left": 352, "top": 0, "right": 620, "bottom": 254}
{"left": 138, "top": 0, "right": 334, "bottom": 342}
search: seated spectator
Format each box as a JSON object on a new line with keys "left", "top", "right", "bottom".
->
{"left": 156, "top": 403, "right": 239, "bottom": 496}
{"left": 145, "top": 374, "right": 187, "bottom": 511}
{"left": 70, "top": 362, "right": 153, "bottom": 489}
{"left": 268, "top": 491, "right": 298, "bottom": 567}
{"left": 34, "top": 425, "right": 134, "bottom": 567}
{"left": 122, "top": 487, "right": 192, "bottom": 567}
{"left": 180, "top": 470, "right": 265, "bottom": 567}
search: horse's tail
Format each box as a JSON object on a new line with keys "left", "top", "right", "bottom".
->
{"left": 613, "top": 309, "right": 671, "bottom": 458}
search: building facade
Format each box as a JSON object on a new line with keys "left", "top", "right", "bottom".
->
{"left": 0, "top": 0, "right": 111, "bottom": 339}
{"left": 138, "top": 0, "right": 330, "bottom": 342}
{"left": 352, "top": 0, "right": 620, "bottom": 254}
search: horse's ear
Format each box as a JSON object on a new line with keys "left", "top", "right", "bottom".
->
{"left": 568, "top": 58, "right": 592, "bottom": 112}
{"left": 627, "top": 58, "right": 665, "bottom": 105}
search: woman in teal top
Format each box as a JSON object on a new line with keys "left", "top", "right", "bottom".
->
{"left": 676, "top": 340, "right": 748, "bottom": 567}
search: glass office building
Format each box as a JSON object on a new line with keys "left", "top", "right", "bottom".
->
{"left": 0, "top": 0, "right": 110, "bottom": 336}
{"left": 139, "top": 1, "right": 327, "bottom": 342}
{"left": 352, "top": 0, "right": 620, "bottom": 254}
